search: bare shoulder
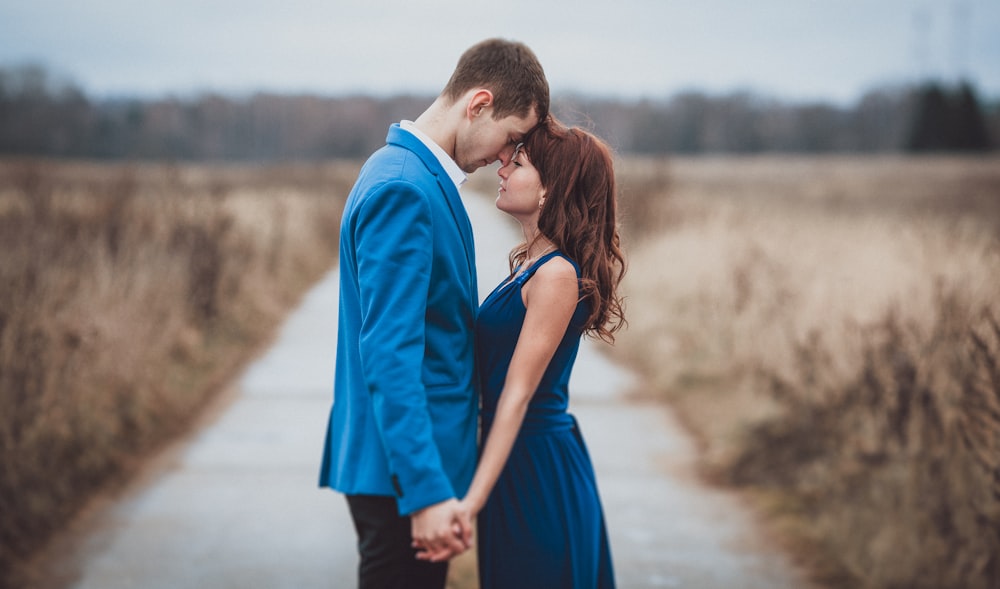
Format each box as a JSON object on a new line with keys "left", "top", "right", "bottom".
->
{"left": 523, "top": 256, "right": 578, "bottom": 308}
{"left": 533, "top": 255, "right": 578, "bottom": 283}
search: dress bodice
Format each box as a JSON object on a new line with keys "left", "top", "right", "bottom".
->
{"left": 475, "top": 251, "right": 589, "bottom": 426}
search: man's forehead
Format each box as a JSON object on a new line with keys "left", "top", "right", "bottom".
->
{"left": 507, "top": 113, "right": 539, "bottom": 136}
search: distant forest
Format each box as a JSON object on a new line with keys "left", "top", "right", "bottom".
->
{"left": 1, "top": 64, "right": 995, "bottom": 160}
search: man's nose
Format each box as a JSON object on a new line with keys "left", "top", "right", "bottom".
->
{"left": 497, "top": 144, "right": 516, "bottom": 166}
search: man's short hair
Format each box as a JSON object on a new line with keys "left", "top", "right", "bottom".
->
{"left": 442, "top": 38, "right": 549, "bottom": 123}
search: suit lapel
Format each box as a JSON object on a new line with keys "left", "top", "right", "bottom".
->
{"left": 386, "top": 125, "right": 478, "bottom": 303}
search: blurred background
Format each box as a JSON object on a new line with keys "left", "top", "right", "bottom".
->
{"left": 2, "top": 2, "right": 999, "bottom": 589}
{"left": 1, "top": 0, "right": 998, "bottom": 157}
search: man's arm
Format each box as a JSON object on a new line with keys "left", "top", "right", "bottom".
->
{"left": 354, "top": 181, "right": 454, "bottom": 514}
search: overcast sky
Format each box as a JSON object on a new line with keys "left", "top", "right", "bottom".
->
{"left": 2, "top": 0, "right": 998, "bottom": 104}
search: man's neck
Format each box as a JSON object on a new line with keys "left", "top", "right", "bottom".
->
{"left": 412, "top": 96, "right": 458, "bottom": 160}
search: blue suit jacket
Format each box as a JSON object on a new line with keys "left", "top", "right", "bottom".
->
{"left": 319, "top": 124, "right": 479, "bottom": 515}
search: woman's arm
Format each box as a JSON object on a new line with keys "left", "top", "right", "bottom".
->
{"left": 462, "top": 257, "right": 579, "bottom": 516}
{"left": 416, "top": 257, "right": 579, "bottom": 562}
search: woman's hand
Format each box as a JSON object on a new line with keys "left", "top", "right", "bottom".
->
{"left": 412, "top": 499, "right": 474, "bottom": 562}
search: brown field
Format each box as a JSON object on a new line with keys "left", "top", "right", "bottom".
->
{"left": 2, "top": 155, "right": 998, "bottom": 589}
{"left": 613, "top": 155, "right": 1000, "bottom": 588}
{"left": 0, "top": 159, "right": 356, "bottom": 587}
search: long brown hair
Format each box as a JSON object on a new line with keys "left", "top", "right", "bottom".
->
{"left": 512, "top": 116, "right": 626, "bottom": 343}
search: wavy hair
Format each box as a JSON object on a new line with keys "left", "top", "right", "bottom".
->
{"left": 510, "top": 117, "right": 627, "bottom": 343}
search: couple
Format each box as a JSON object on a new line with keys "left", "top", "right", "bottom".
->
{"left": 319, "top": 38, "right": 625, "bottom": 589}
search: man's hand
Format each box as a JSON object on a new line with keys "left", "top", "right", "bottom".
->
{"left": 411, "top": 498, "right": 473, "bottom": 562}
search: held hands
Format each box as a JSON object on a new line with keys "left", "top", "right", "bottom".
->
{"left": 411, "top": 498, "right": 474, "bottom": 562}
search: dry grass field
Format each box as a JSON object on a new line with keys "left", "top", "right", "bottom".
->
{"left": 3, "top": 154, "right": 997, "bottom": 589}
{"left": 0, "top": 159, "right": 356, "bottom": 587}
{"left": 613, "top": 155, "right": 1000, "bottom": 588}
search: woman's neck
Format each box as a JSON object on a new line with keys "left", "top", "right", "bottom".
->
{"left": 520, "top": 224, "right": 553, "bottom": 255}
{"left": 522, "top": 234, "right": 556, "bottom": 266}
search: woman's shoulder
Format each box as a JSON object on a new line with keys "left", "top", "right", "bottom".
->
{"left": 523, "top": 254, "right": 579, "bottom": 309}
{"left": 532, "top": 253, "right": 579, "bottom": 283}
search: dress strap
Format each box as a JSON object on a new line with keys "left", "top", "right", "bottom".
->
{"left": 513, "top": 251, "right": 566, "bottom": 285}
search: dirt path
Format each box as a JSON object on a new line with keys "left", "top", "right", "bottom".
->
{"left": 39, "top": 191, "right": 809, "bottom": 589}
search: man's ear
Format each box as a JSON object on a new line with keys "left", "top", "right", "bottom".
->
{"left": 466, "top": 89, "right": 494, "bottom": 119}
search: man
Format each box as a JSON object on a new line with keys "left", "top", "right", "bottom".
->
{"left": 319, "top": 38, "right": 550, "bottom": 589}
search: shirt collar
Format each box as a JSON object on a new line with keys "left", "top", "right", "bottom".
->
{"left": 399, "top": 120, "right": 467, "bottom": 188}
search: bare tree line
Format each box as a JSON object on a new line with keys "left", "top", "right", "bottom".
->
{"left": 1, "top": 64, "right": 995, "bottom": 160}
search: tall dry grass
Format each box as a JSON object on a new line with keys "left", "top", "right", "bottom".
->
{"left": 0, "top": 159, "right": 356, "bottom": 588}
{"left": 614, "top": 155, "right": 1000, "bottom": 588}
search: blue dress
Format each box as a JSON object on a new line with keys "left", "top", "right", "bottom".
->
{"left": 475, "top": 251, "right": 616, "bottom": 589}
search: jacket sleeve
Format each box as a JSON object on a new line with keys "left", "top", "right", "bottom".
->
{"left": 353, "top": 179, "right": 454, "bottom": 515}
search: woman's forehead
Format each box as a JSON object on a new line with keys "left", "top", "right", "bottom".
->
{"left": 512, "top": 142, "right": 525, "bottom": 160}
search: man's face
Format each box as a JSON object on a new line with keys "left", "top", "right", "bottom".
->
{"left": 454, "top": 109, "right": 538, "bottom": 174}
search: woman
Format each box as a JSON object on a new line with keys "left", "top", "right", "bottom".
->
{"left": 421, "top": 116, "right": 626, "bottom": 588}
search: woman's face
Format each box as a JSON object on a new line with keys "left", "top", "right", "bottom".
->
{"left": 496, "top": 143, "right": 545, "bottom": 220}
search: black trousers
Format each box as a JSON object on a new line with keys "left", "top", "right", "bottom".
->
{"left": 345, "top": 494, "right": 449, "bottom": 589}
